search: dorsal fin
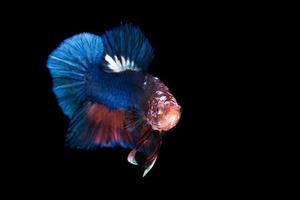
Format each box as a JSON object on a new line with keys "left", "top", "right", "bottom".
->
{"left": 102, "top": 23, "right": 154, "bottom": 73}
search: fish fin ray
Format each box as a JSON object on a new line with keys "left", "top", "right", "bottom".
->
{"left": 66, "top": 102, "right": 139, "bottom": 149}
{"left": 102, "top": 23, "right": 154, "bottom": 73}
{"left": 47, "top": 33, "right": 104, "bottom": 118}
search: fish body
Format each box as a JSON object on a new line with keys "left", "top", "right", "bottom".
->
{"left": 47, "top": 24, "right": 181, "bottom": 176}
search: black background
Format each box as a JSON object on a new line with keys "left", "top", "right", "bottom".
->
{"left": 3, "top": 2, "right": 268, "bottom": 196}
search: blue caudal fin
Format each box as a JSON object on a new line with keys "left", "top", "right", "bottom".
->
{"left": 102, "top": 23, "right": 154, "bottom": 73}
{"left": 47, "top": 33, "right": 104, "bottom": 118}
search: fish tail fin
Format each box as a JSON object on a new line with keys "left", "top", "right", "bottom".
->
{"left": 46, "top": 33, "right": 104, "bottom": 118}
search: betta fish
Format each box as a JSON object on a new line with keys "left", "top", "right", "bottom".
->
{"left": 47, "top": 23, "right": 181, "bottom": 177}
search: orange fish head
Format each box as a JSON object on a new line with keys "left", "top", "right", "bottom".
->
{"left": 146, "top": 91, "right": 181, "bottom": 132}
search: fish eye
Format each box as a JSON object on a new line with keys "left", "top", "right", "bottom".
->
{"left": 158, "top": 107, "right": 163, "bottom": 115}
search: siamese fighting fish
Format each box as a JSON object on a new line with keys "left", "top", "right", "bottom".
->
{"left": 47, "top": 23, "right": 181, "bottom": 176}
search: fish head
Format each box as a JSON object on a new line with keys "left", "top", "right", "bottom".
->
{"left": 145, "top": 78, "right": 181, "bottom": 132}
{"left": 155, "top": 98, "right": 181, "bottom": 131}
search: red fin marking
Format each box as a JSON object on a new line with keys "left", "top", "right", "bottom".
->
{"left": 84, "top": 103, "right": 133, "bottom": 147}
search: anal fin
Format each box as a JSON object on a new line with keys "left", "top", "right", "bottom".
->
{"left": 66, "top": 102, "right": 136, "bottom": 149}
